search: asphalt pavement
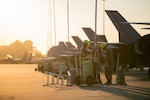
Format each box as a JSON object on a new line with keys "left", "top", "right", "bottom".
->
{"left": 0, "top": 64, "right": 150, "bottom": 100}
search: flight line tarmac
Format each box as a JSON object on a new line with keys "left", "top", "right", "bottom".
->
{"left": 0, "top": 64, "right": 150, "bottom": 100}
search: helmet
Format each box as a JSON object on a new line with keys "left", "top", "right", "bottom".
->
{"left": 83, "top": 40, "right": 89, "bottom": 45}
{"left": 100, "top": 42, "right": 107, "bottom": 49}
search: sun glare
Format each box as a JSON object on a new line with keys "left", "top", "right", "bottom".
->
{"left": 0, "top": 0, "right": 149, "bottom": 55}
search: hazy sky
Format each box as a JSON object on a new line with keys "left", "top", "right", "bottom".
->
{"left": 0, "top": 0, "right": 150, "bottom": 55}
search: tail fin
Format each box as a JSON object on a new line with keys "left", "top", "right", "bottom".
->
{"left": 21, "top": 52, "right": 27, "bottom": 62}
{"left": 27, "top": 53, "right": 32, "bottom": 62}
{"left": 97, "top": 35, "right": 107, "bottom": 42}
{"left": 82, "top": 27, "right": 107, "bottom": 42}
{"left": 105, "top": 10, "right": 141, "bottom": 42}
{"left": 65, "top": 42, "right": 75, "bottom": 48}
{"left": 72, "top": 36, "right": 83, "bottom": 48}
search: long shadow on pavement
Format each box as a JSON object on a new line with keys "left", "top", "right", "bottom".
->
{"left": 79, "top": 84, "right": 150, "bottom": 100}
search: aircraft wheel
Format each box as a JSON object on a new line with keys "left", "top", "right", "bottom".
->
{"left": 140, "top": 67, "right": 144, "bottom": 71}
{"left": 148, "top": 67, "right": 150, "bottom": 76}
{"left": 75, "top": 76, "right": 81, "bottom": 85}
{"left": 86, "top": 75, "right": 94, "bottom": 86}
{"left": 41, "top": 67, "right": 44, "bottom": 73}
{"left": 35, "top": 68, "right": 37, "bottom": 71}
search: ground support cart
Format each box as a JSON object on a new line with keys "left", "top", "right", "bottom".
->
{"left": 75, "top": 57, "right": 94, "bottom": 86}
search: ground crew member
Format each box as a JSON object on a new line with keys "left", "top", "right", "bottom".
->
{"left": 93, "top": 43, "right": 102, "bottom": 84}
{"left": 100, "top": 43, "right": 114, "bottom": 85}
{"left": 81, "top": 40, "right": 92, "bottom": 57}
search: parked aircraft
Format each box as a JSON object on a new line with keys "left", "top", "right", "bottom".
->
{"left": 0, "top": 52, "right": 34, "bottom": 64}
{"left": 46, "top": 10, "right": 149, "bottom": 72}
{"left": 0, "top": 52, "right": 27, "bottom": 64}
{"left": 81, "top": 11, "right": 150, "bottom": 72}
{"left": 40, "top": 42, "right": 77, "bottom": 73}
{"left": 105, "top": 10, "right": 150, "bottom": 71}
{"left": 26, "top": 52, "right": 34, "bottom": 64}
{"left": 47, "top": 41, "right": 76, "bottom": 57}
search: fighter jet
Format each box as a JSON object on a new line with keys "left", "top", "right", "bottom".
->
{"left": 105, "top": 10, "right": 150, "bottom": 71}
{"left": 81, "top": 19, "right": 149, "bottom": 73}
{"left": 47, "top": 41, "right": 76, "bottom": 58}
{"left": 0, "top": 52, "right": 27, "bottom": 64}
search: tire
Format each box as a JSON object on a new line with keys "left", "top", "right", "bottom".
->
{"left": 75, "top": 76, "right": 81, "bottom": 85}
{"left": 148, "top": 67, "right": 150, "bottom": 76}
{"left": 35, "top": 68, "right": 37, "bottom": 71}
{"left": 86, "top": 75, "right": 94, "bottom": 86}
{"left": 140, "top": 67, "right": 144, "bottom": 71}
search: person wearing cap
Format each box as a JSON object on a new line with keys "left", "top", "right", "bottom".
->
{"left": 100, "top": 43, "right": 114, "bottom": 85}
{"left": 81, "top": 40, "right": 92, "bottom": 57}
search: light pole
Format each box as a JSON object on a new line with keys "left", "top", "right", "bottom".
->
{"left": 102, "top": 0, "right": 105, "bottom": 35}
{"left": 47, "top": 0, "right": 50, "bottom": 51}
{"left": 95, "top": 0, "right": 98, "bottom": 47}
{"left": 47, "top": 0, "right": 52, "bottom": 52}
{"left": 67, "top": 0, "right": 70, "bottom": 45}
{"left": 67, "top": 0, "right": 70, "bottom": 66}
{"left": 53, "top": 0, "right": 56, "bottom": 46}
{"left": 50, "top": 0, "right": 52, "bottom": 48}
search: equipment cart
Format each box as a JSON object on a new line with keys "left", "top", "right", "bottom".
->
{"left": 75, "top": 55, "right": 94, "bottom": 86}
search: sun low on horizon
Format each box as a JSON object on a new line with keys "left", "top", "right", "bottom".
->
{"left": 0, "top": 0, "right": 150, "bottom": 55}
{"left": 0, "top": 0, "right": 50, "bottom": 54}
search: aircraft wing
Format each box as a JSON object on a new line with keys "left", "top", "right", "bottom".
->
{"left": 120, "top": 22, "right": 150, "bottom": 25}
{"left": 141, "top": 28, "right": 150, "bottom": 30}
{"left": 120, "top": 22, "right": 150, "bottom": 30}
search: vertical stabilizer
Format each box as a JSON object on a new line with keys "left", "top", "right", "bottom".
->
{"left": 105, "top": 10, "right": 141, "bottom": 42}
{"left": 65, "top": 42, "right": 75, "bottom": 48}
{"left": 82, "top": 27, "right": 107, "bottom": 42}
{"left": 27, "top": 53, "right": 32, "bottom": 62}
{"left": 97, "top": 35, "right": 107, "bottom": 42}
{"left": 72, "top": 36, "right": 83, "bottom": 48}
{"left": 22, "top": 52, "right": 27, "bottom": 62}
